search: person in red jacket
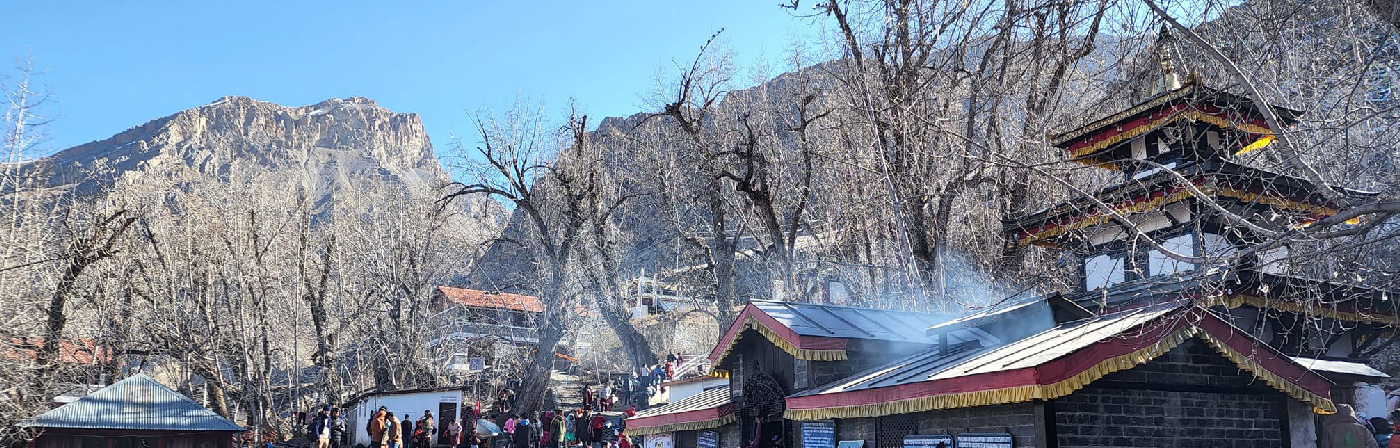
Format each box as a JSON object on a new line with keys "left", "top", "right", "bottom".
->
{"left": 589, "top": 413, "right": 606, "bottom": 446}
{"left": 623, "top": 405, "right": 636, "bottom": 418}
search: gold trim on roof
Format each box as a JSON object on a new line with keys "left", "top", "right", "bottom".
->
{"left": 784, "top": 325, "right": 1197, "bottom": 420}
{"left": 1052, "top": 83, "right": 1199, "bottom": 146}
{"left": 784, "top": 325, "right": 1335, "bottom": 420}
{"left": 1201, "top": 294, "right": 1400, "bottom": 326}
{"left": 1197, "top": 331, "right": 1336, "bottom": 414}
{"left": 626, "top": 414, "right": 736, "bottom": 436}
{"left": 711, "top": 316, "right": 848, "bottom": 369}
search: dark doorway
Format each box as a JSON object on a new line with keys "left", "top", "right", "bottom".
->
{"left": 439, "top": 402, "right": 458, "bottom": 446}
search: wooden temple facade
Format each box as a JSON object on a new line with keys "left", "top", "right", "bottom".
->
{"left": 627, "top": 54, "right": 1398, "bottom": 448}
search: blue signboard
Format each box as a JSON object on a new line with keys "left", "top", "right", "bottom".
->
{"left": 801, "top": 421, "right": 835, "bottom": 448}
{"left": 698, "top": 431, "right": 718, "bottom": 448}
{"left": 954, "top": 434, "right": 1012, "bottom": 448}
{"left": 902, "top": 435, "right": 953, "bottom": 448}
{"left": 836, "top": 441, "right": 864, "bottom": 448}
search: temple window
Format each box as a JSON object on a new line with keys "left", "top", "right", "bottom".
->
{"left": 1084, "top": 253, "right": 1126, "bottom": 290}
{"left": 1148, "top": 233, "right": 1196, "bottom": 276}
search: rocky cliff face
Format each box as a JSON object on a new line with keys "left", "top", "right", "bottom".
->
{"left": 38, "top": 96, "right": 502, "bottom": 223}
{"left": 48, "top": 96, "right": 445, "bottom": 193}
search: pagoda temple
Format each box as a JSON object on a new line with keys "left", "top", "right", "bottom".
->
{"left": 627, "top": 34, "right": 1399, "bottom": 448}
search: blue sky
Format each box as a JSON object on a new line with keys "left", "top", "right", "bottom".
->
{"left": 1, "top": 1, "right": 825, "bottom": 155}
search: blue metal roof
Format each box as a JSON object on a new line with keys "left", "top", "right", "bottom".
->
{"left": 24, "top": 374, "right": 243, "bottom": 431}
{"left": 750, "top": 301, "right": 946, "bottom": 344}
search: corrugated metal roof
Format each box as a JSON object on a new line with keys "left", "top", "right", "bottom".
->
{"left": 630, "top": 386, "right": 730, "bottom": 420}
{"left": 793, "top": 302, "right": 1181, "bottom": 396}
{"left": 751, "top": 301, "right": 945, "bottom": 344}
{"left": 24, "top": 374, "right": 243, "bottom": 431}
{"left": 1290, "top": 356, "right": 1389, "bottom": 380}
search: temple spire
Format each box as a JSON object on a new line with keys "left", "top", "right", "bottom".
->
{"left": 1150, "top": 25, "right": 1183, "bottom": 96}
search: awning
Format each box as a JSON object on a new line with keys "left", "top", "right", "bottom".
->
{"left": 1291, "top": 356, "right": 1389, "bottom": 382}
{"left": 625, "top": 387, "right": 733, "bottom": 436}
{"left": 784, "top": 302, "right": 1336, "bottom": 420}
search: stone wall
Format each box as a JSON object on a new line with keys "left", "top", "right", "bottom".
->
{"left": 832, "top": 403, "right": 1039, "bottom": 448}
{"left": 1052, "top": 339, "right": 1289, "bottom": 448}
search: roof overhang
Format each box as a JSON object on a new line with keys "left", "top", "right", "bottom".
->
{"left": 625, "top": 389, "right": 735, "bottom": 436}
{"left": 708, "top": 304, "right": 849, "bottom": 367}
{"left": 1290, "top": 356, "right": 1389, "bottom": 382}
{"left": 783, "top": 305, "right": 1335, "bottom": 421}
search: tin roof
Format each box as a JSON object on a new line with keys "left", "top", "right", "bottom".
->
{"left": 750, "top": 301, "right": 943, "bottom": 343}
{"left": 24, "top": 374, "right": 242, "bottom": 432}
{"left": 1290, "top": 356, "right": 1389, "bottom": 381}
{"left": 794, "top": 302, "right": 1180, "bottom": 396}
{"left": 784, "top": 302, "right": 1336, "bottom": 420}
{"left": 436, "top": 286, "right": 544, "bottom": 313}
{"left": 625, "top": 386, "right": 733, "bottom": 435}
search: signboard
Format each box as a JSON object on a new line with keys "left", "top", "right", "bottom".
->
{"left": 698, "top": 431, "right": 719, "bottom": 448}
{"left": 801, "top": 421, "right": 835, "bottom": 448}
{"left": 469, "top": 357, "right": 485, "bottom": 371}
{"left": 953, "top": 434, "right": 1012, "bottom": 448}
{"left": 902, "top": 435, "right": 953, "bottom": 448}
{"left": 648, "top": 433, "right": 674, "bottom": 448}
{"left": 837, "top": 441, "right": 864, "bottom": 448}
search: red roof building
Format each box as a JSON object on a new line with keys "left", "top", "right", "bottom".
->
{"left": 432, "top": 286, "right": 544, "bottom": 313}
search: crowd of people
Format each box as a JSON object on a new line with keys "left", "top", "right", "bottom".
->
{"left": 358, "top": 408, "right": 442, "bottom": 448}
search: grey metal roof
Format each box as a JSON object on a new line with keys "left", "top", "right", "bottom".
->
{"left": 924, "top": 299, "right": 1044, "bottom": 334}
{"left": 750, "top": 301, "right": 945, "bottom": 344}
{"left": 1290, "top": 356, "right": 1389, "bottom": 380}
{"left": 629, "top": 386, "right": 730, "bottom": 420}
{"left": 24, "top": 374, "right": 243, "bottom": 431}
{"left": 792, "top": 302, "right": 1181, "bottom": 397}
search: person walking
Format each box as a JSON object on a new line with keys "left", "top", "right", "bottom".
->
{"left": 572, "top": 410, "right": 588, "bottom": 448}
{"left": 581, "top": 385, "right": 593, "bottom": 411}
{"left": 385, "top": 412, "right": 404, "bottom": 448}
{"left": 563, "top": 410, "right": 577, "bottom": 447}
{"left": 330, "top": 408, "right": 347, "bottom": 448}
{"left": 598, "top": 384, "right": 612, "bottom": 412}
{"left": 539, "top": 412, "right": 553, "bottom": 448}
{"left": 310, "top": 406, "right": 333, "bottom": 448}
{"left": 447, "top": 417, "right": 463, "bottom": 448}
{"left": 418, "top": 411, "right": 436, "bottom": 448}
{"left": 370, "top": 407, "right": 390, "bottom": 448}
{"left": 588, "top": 412, "right": 605, "bottom": 448}
{"left": 552, "top": 411, "right": 566, "bottom": 448}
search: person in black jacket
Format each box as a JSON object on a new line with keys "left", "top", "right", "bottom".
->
{"left": 329, "top": 408, "right": 347, "bottom": 448}
{"left": 512, "top": 418, "right": 534, "bottom": 448}
{"left": 402, "top": 416, "right": 415, "bottom": 448}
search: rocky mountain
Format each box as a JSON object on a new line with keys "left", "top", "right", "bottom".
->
{"left": 38, "top": 95, "right": 501, "bottom": 220}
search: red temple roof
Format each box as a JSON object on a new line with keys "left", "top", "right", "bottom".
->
{"left": 435, "top": 286, "right": 544, "bottom": 313}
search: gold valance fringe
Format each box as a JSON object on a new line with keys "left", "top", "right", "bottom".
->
{"left": 784, "top": 326, "right": 1197, "bottom": 421}
{"left": 1018, "top": 183, "right": 1343, "bottom": 247}
{"left": 785, "top": 326, "right": 1336, "bottom": 421}
{"left": 1201, "top": 294, "right": 1400, "bottom": 326}
{"left": 712, "top": 317, "right": 847, "bottom": 370}
{"left": 1196, "top": 331, "right": 1336, "bottom": 414}
{"left": 627, "top": 413, "right": 736, "bottom": 436}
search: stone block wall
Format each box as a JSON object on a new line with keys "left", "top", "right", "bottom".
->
{"left": 1052, "top": 339, "right": 1289, "bottom": 448}
{"left": 832, "top": 403, "right": 1038, "bottom": 448}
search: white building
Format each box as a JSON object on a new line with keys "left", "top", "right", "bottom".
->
{"left": 342, "top": 387, "right": 469, "bottom": 448}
